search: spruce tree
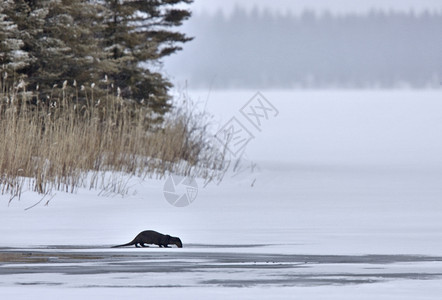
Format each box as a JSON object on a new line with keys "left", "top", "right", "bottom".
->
{"left": 9, "top": 0, "right": 108, "bottom": 99}
{"left": 1, "top": 0, "right": 193, "bottom": 118}
{"left": 102, "top": 0, "right": 193, "bottom": 115}
{"left": 0, "top": 0, "right": 31, "bottom": 80}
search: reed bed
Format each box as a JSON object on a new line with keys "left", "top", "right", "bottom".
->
{"left": 0, "top": 79, "right": 226, "bottom": 200}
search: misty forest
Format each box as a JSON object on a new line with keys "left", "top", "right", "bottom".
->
{"left": 167, "top": 8, "right": 442, "bottom": 89}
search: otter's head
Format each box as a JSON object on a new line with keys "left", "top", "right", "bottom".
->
{"left": 172, "top": 237, "right": 183, "bottom": 248}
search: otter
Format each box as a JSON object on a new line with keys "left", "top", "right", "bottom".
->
{"left": 111, "top": 230, "right": 183, "bottom": 248}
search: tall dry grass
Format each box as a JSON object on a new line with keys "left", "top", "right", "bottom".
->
{"left": 0, "top": 79, "right": 227, "bottom": 200}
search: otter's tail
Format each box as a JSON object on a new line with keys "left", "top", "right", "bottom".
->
{"left": 111, "top": 241, "right": 135, "bottom": 248}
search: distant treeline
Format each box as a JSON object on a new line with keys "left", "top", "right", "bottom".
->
{"left": 166, "top": 9, "right": 442, "bottom": 89}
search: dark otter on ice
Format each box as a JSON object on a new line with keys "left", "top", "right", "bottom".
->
{"left": 111, "top": 230, "right": 183, "bottom": 248}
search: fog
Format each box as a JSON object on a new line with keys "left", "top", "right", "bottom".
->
{"left": 188, "top": 0, "right": 442, "bottom": 15}
{"left": 164, "top": 1, "right": 442, "bottom": 89}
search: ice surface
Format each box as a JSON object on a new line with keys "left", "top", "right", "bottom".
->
{"left": 1, "top": 90, "right": 442, "bottom": 298}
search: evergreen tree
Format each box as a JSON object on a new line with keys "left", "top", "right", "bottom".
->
{"left": 102, "top": 0, "right": 193, "bottom": 115}
{"left": 0, "top": 0, "right": 31, "bottom": 79}
{"left": 1, "top": 0, "right": 193, "bottom": 116}
{"left": 8, "top": 0, "right": 108, "bottom": 99}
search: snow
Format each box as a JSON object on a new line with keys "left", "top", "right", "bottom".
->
{"left": 1, "top": 276, "right": 442, "bottom": 299}
{"left": 1, "top": 90, "right": 442, "bottom": 298}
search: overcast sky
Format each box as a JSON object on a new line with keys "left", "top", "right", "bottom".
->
{"left": 188, "top": 0, "right": 442, "bottom": 15}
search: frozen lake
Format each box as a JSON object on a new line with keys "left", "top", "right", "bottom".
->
{"left": 1, "top": 246, "right": 442, "bottom": 288}
{"left": 1, "top": 90, "right": 442, "bottom": 298}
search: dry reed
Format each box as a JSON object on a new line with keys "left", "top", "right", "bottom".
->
{"left": 0, "top": 78, "right": 227, "bottom": 200}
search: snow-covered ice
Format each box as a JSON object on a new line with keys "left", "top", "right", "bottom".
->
{"left": 1, "top": 90, "right": 442, "bottom": 299}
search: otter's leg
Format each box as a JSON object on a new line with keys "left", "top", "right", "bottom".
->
{"left": 140, "top": 243, "right": 149, "bottom": 247}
